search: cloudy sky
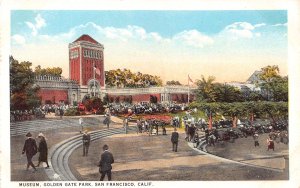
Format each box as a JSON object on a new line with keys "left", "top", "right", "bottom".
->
{"left": 11, "top": 10, "right": 287, "bottom": 84}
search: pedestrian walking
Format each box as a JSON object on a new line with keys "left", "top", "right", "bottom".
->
{"left": 98, "top": 144, "right": 114, "bottom": 181}
{"left": 123, "top": 117, "right": 128, "bottom": 134}
{"left": 82, "top": 130, "right": 91, "bottom": 156}
{"left": 253, "top": 132, "right": 259, "bottom": 147}
{"left": 267, "top": 136, "right": 275, "bottom": 151}
{"left": 22, "top": 132, "right": 38, "bottom": 171}
{"left": 59, "top": 107, "right": 63, "bottom": 119}
{"left": 208, "top": 134, "right": 216, "bottom": 146}
{"left": 103, "top": 109, "right": 111, "bottom": 129}
{"left": 155, "top": 121, "right": 159, "bottom": 135}
{"left": 162, "top": 127, "right": 167, "bottom": 135}
{"left": 171, "top": 128, "right": 179, "bottom": 152}
{"left": 79, "top": 117, "right": 83, "bottom": 133}
{"left": 36, "top": 133, "right": 50, "bottom": 168}
{"left": 205, "top": 128, "right": 209, "bottom": 144}
{"left": 136, "top": 119, "right": 141, "bottom": 134}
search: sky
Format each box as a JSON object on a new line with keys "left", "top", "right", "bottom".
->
{"left": 11, "top": 10, "right": 287, "bottom": 84}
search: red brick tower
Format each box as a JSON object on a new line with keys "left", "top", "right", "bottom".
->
{"left": 69, "top": 34, "right": 104, "bottom": 88}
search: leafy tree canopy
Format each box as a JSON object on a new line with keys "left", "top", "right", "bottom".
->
{"left": 259, "top": 65, "right": 288, "bottom": 101}
{"left": 105, "top": 68, "right": 163, "bottom": 88}
{"left": 166, "top": 80, "right": 182, "bottom": 86}
{"left": 34, "top": 65, "right": 62, "bottom": 77}
{"left": 10, "top": 56, "right": 41, "bottom": 110}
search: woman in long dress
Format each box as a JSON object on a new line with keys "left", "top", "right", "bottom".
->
{"left": 36, "top": 133, "right": 50, "bottom": 168}
{"left": 267, "top": 136, "right": 275, "bottom": 151}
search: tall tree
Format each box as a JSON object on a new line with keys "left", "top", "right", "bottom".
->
{"left": 10, "top": 56, "right": 41, "bottom": 110}
{"left": 259, "top": 65, "right": 288, "bottom": 101}
{"left": 268, "top": 76, "right": 288, "bottom": 102}
{"left": 196, "top": 75, "right": 216, "bottom": 102}
{"left": 259, "top": 65, "right": 280, "bottom": 101}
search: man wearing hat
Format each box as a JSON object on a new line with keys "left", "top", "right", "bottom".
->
{"left": 98, "top": 144, "right": 114, "bottom": 181}
{"left": 22, "top": 132, "right": 38, "bottom": 171}
{"left": 36, "top": 132, "right": 50, "bottom": 168}
{"left": 82, "top": 130, "right": 91, "bottom": 156}
{"left": 171, "top": 128, "right": 179, "bottom": 152}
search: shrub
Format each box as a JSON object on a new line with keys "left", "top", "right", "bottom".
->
{"left": 64, "top": 107, "right": 79, "bottom": 116}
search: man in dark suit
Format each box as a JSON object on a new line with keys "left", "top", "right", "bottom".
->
{"left": 82, "top": 130, "right": 91, "bottom": 156}
{"left": 98, "top": 144, "right": 114, "bottom": 181}
{"left": 171, "top": 128, "right": 179, "bottom": 152}
{"left": 22, "top": 132, "right": 38, "bottom": 171}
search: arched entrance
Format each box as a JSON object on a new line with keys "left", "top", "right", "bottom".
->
{"left": 87, "top": 79, "right": 101, "bottom": 97}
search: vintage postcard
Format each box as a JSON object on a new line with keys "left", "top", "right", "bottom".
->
{"left": 1, "top": 0, "right": 300, "bottom": 188}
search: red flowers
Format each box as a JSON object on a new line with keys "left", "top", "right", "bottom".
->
{"left": 143, "top": 115, "right": 172, "bottom": 124}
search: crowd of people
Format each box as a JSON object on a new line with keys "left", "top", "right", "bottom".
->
{"left": 168, "top": 109, "right": 289, "bottom": 153}
{"left": 11, "top": 104, "right": 71, "bottom": 122}
{"left": 107, "top": 102, "right": 187, "bottom": 116}
{"left": 18, "top": 102, "right": 288, "bottom": 181}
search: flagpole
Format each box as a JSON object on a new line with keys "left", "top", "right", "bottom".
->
{"left": 188, "top": 75, "right": 190, "bottom": 105}
{"left": 93, "top": 62, "right": 95, "bottom": 97}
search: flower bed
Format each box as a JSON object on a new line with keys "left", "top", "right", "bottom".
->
{"left": 143, "top": 115, "right": 172, "bottom": 124}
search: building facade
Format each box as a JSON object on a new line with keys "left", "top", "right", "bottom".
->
{"left": 69, "top": 34, "right": 105, "bottom": 98}
{"left": 36, "top": 34, "right": 195, "bottom": 105}
{"left": 105, "top": 86, "right": 195, "bottom": 104}
{"left": 35, "top": 75, "right": 80, "bottom": 105}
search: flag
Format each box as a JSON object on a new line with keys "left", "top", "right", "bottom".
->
{"left": 94, "top": 67, "right": 101, "bottom": 76}
{"left": 188, "top": 75, "right": 194, "bottom": 84}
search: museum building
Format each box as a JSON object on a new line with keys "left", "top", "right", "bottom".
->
{"left": 36, "top": 34, "right": 195, "bottom": 105}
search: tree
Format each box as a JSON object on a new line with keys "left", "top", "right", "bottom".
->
{"left": 213, "top": 83, "right": 243, "bottom": 102}
{"left": 259, "top": 65, "right": 280, "bottom": 101}
{"left": 34, "top": 65, "right": 62, "bottom": 77}
{"left": 105, "top": 69, "right": 163, "bottom": 88}
{"left": 268, "top": 76, "right": 288, "bottom": 102}
{"left": 196, "top": 75, "right": 216, "bottom": 102}
{"left": 10, "top": 56, "right": 41, "bottom": 110}
{"left": 247, "top": 91, "right": 264, "bottom": 101}
{"left": 189, "top": 101, "right": 288, "bottom": 124}
{"left": 166, "top": 80, "right": 182, "bottom": 86}
{"left": 260, "top": 65, "right": 280, "bottom": 81}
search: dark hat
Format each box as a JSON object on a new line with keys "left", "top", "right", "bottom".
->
{"left": 103, "top": 144, "right": 109, "bottom": 150}
{"left": 26, "top": 132, "right": 32, "bottom": 137}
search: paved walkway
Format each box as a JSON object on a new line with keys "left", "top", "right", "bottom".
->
{"left": 10, "top": 115, "right": 288, "bottom": 181}
{"left": 69, "top": 129, "right": 288, "bottom": 181}
{"left": 10, "top": 115, "right": 122, "bottom": 181}
{"left": 205, "top": 133, "right": 288, "bottom": 170}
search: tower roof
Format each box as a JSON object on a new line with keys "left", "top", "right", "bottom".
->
{"left": 73, "top": 34, "right": 99, "bottom": 44}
